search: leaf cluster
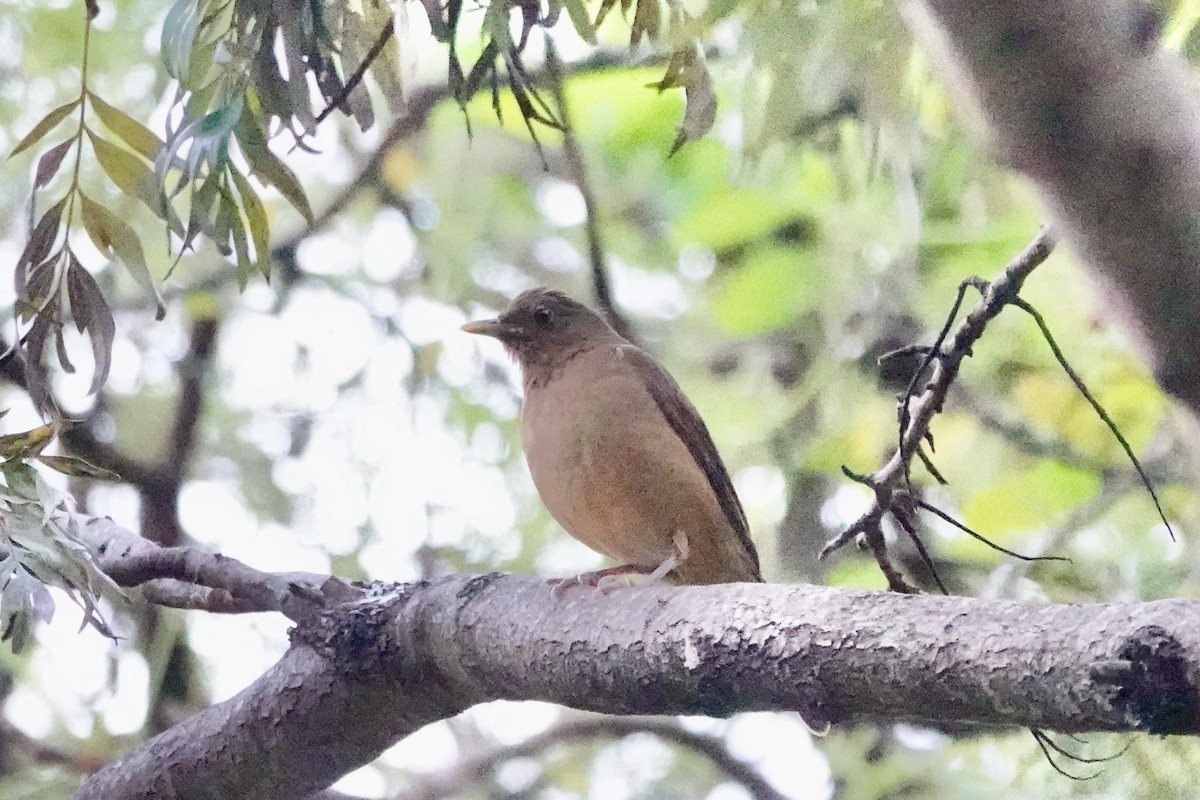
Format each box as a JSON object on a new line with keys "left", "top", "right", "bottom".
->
{"left": 0, "top": 423, "right": 121, "bottom": 655}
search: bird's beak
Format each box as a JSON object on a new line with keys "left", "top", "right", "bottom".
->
{"left": 461, "top": 318, "right": 508, "bottom": 339}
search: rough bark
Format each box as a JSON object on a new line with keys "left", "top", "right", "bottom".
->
{"left": 907, "top": 0, "right": 1200, "bottom": 416}
{"left": 74, "top": 574, "right": 1200, "bottom": 800}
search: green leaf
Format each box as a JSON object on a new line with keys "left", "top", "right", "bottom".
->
{"left": 78, "top": 192, "right": 166, "bottom": 319}
{"left": 86, "top": 129, "right": 181, "bottom": 235}
{"left": 162, "top": 0, "right": 202, "bottom": 81}
{"left": 224, "top": 189, "right": 255, "bottom": 290}
{"left": 961, "top": 460, "right": 1100, "bottom": 540}
{"left": 230, "top": 165, "right": 271, "bottom": 278}
{"left": 235, "top": 117, "right": 314, "bottom": 222}
{"left": 9, "top": 99, "right": 81, "bottom": 159}
{"left": 563, "top": 0, "right": 597, "bottom": 43}
{"left": 88, "top": 92, "right": 165, "bottom": 160}
{"left": 0, "top": 424, "right": 55, "bottom": 460}
{"left": 675, "top": 188, "right": 799, "bottom": 251}
{"left": 35, "top": 455, "right": 119, "bottom": 481}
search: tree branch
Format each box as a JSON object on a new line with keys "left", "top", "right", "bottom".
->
{"left": 821, "top": 229, "right": 1056, "bottom": 581}
{"left": 395, "top": 715, "right": 789, "bottom": 800}
{"left": 74, "top": 573, "right": 1200, "bottom": 800}
{"left": 907, "top": 0, "right": 1200, "bottom": 418}
{"left": 77, "top": 518, "right": 357, "bottom": 622}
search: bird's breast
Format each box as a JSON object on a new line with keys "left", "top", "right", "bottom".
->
{"left": 519, "top": 347, "right": 741, "bottom": 578}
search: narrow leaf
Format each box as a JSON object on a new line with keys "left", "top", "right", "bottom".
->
{"left": 66, "top": 255, "right": 115, "bottom": 394}
{"left": 35, "top": 455, "right": 119, "bottom": 481}
{"left": 563, "top": 0, "right": 597, "bottom": 44}
{"left": 593, "top": 0, "right": 620, "bottom": 28}
{"left": 0, "top": 424, "right": 55, "bottom": 460}
{"left": 9, "top": 99, "right": 80, "bottom": 159}
{"left": 630, "top": 0, "right": 661, "bottom": 45}
{"left": 79, "top": 192, "right": 166, "bottom": 319}
{"left": 230, "top": 165, "right": 270, "bottom": 276}
{"left": 35, "top": 140, "right": 73, "bottom": 188}
{"left": 667, "top": 44, "right": 717, "bottom": 156}
{"left": 87, "top": 129, "right": 180, "bottom": 234}
{"left": 88, "top": 93, "right": 165, "bottom": 161}
{"left": 235, "top": 119, "right": 314, "bottom": 222}
{"left": 15, "top": 199, "right": 65, "bottom": 281}
{"left": 162, "top": 0, "right": 202, "bottom": 80}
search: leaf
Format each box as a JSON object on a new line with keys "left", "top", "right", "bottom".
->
{"left": 9, "top": 99, "right": 80, "bottom": 159}
{"left": 667, "top": 44, "right": 717, "bottom": 156}
{"left": 181, "top": 172, "right": 223, "bottom": 255}
{"left": 0, "top": 424, "right": 55, "bottom": 460}
{"left": 712, "top": 247, "right": 822, "bottom": 337}
{"left": 78, "top": 192, "right": 166, "bottom": 319}
{"left": 162, "top": 0, "right": 202, "bottom": 80}
{"left": 630, "top": 0, "right": 660, "bottom": 46}
{"left": 235, "top": 117, "right": 313, "bottom": 222}
{"left": 593, "top": 0, "right": 621, "bottom": 28}
{"left": 14, "top": 199, "right": 65, "bottom": 283}
{"left": 54, "top": 326, "right": 75, "bottom": 375}
{"left": 66, "top": 255, "right": 115, "bottom": 394}
{"left": 563, "top": 0, "right": 597, "bottom": 43}
{"left": 87, "top": 129, "right": 181, "bottom": 235}
{"left": 224, "top": 189, "right": 254, "bottom": 290}
{"left": 230, "top": 165, "right": 270, "bottom": 277}
{"left": 35, "top": 455, "right": 119, "bottom": 481}
{"left": 35, "top": 140, "right": 73, "bottom": 188}
{"left": 88, "top": 92, "right": 165, "bottom": 160}
{"left": 19, "top": 255, "right": 63, "bottom": 316}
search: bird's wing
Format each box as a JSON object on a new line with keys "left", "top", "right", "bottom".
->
{"left": 617, "top": 345, "right": 761, "bottom": 579}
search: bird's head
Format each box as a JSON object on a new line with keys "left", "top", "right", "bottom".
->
{"left": 462, "top": 288, "right": 620, "bottom": 378}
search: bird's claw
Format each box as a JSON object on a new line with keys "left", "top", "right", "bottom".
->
{"left": 547, "top": 564, "right": 646, "bottom": 597}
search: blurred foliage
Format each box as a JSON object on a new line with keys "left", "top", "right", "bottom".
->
{"left": 3, "top": 0, "right": 1200, "bottom": 798}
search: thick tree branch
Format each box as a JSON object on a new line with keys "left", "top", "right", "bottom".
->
{"left": 74, "top": 573, "right": 1200, "bottom": 800}
{"left": 907, "top": 0, "right": 1200, "bottom": 417}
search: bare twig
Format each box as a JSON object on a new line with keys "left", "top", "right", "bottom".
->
{"left": 820, "top": 228, "right": 1057, "bottom": 583}
{"left": 544, "top": 41, "right": 638, "bottom": 345}
{"left": 916, "top": 500, "right": 1070, "bottom": 564}
{"left": 1012, "top": 298, "right": 1176, "bottom": 541}
{"left": 395, "top": 715, "right": 790, "bottom": 800}
{"left": 313, "top": 21, "right": 396, "bottom": 127}
{"left": 77, "top": 518, "right": 359, "bottom": 622}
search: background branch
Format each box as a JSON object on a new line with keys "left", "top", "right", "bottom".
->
{"left": 909, "top": 0, "right": 1200, "bottom": 418}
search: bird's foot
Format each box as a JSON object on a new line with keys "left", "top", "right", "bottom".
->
{"left": 642, "top": 531, "right": 691, "bottom": 586}
{"left": 547, "top": 563, "right": 650, "bottom": 598}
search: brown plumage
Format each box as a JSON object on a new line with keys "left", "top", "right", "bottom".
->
{"left": 463, "top": 288, "right": 761, "bottom": 587}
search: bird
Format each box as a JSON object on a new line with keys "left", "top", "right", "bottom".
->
{"left": 461, "top": 288, "right": 762, "bottom": 590}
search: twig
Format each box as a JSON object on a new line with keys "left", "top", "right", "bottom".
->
{"left": 916, "top": 500, "right": 1070, "bottom": 564}
{"left": 77, "top": 517, "right": 360, "bottom": 622}
{"left": 820, "top": 228, "right": 1057, "bottom": 585}
{"left": 1012, "top": 298, "right": 1175, "bottom": 541}
{"left": 314, "top": 21, "right": 396, "bottom": 127}
{"left": 394, "top": 715, "right": 791, "bottom": 800}
{"left": 544, "top": 40, "right": 639, "bottom": 345}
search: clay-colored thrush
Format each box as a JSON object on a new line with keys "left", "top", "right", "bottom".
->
{"left": 462, "top": 288, "right": 762, "bottom": 589}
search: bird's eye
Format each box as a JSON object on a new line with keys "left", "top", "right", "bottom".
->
{"left": 532, "top": 306, "right": 552, "bottom": 326}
